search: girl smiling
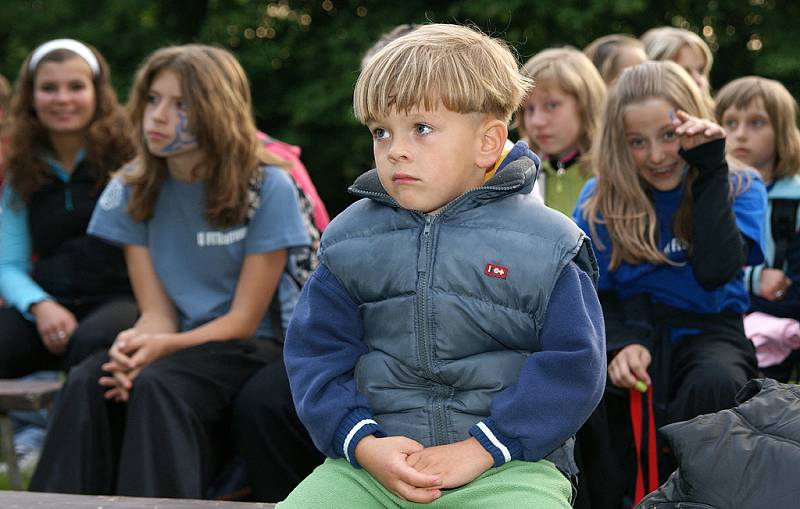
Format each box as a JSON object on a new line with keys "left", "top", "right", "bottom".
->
{"left": 572, "top": 61, "right": 766, "bottom": 506}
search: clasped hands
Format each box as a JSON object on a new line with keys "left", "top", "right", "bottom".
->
{"left": 99, "top": 328, "right": 173, "bottom": 402}
{"left": 354, "top": 435, "right": 494, "bottom": 503}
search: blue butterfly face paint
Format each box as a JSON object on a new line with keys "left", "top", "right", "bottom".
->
{"left": 160, "top": 110, "right": 198, "bottom": 155}
{"left": 143, "top": 69, "right": 199, "bottom": 158}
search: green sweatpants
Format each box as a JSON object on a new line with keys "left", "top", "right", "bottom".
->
{"left": 276, "top": 457, "right": 572, "bottom": 508}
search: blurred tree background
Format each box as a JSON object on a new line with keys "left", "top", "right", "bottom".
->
{"left": 0, "top": 0, "right": 794, "bottom": 216}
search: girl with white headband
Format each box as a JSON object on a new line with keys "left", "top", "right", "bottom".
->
{"left": 0, "top": 39, "right": 138, "bottom": 378}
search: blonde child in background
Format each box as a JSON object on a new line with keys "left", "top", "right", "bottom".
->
{"left": 518, "top": 47, "right": 606, "bottom": 215}
{"left": 717, "top": 76, "right": 800, "bottom": 381}
{"left": 583, "top": 34, "right": 648, "bottom": 86}
{"left": 641, "top": 26, "right": 715, "bottom": 109}
{"left": 360, "top": 23, "right": 419, "bottom": 70}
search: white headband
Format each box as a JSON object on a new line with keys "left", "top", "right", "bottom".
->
{"left": 29, "top": 39, "right": 100, "bottom": 76}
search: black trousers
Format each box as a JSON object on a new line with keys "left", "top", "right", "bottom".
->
{"left": 232, "top": 358, "right": 324, "bottom": 503}
{"left": 574, "top": 322, "right": 757, "bottom": 509}
{"left": 0, "top": 297, "right": 138, "bottom": 378}
{"left": 29, "top": 338, "right": 280, "bottom": 498}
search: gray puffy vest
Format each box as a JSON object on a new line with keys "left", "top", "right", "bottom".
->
{"left": 320, "top": 157, "right": 597, "bottom": 472}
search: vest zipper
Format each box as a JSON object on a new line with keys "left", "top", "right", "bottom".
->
{"left": 416, "top": 215, "right": 433, "bottom": 378}
{"left": 416, "top": 214, "right": 448, "bottom": 445}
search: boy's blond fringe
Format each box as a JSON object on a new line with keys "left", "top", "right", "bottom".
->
{"left": 354, "top": 24, "right": 532, "bottom": 124}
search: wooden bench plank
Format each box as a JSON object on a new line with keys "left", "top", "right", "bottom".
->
{"left": 0, "top": 491, "right": 277, "bottom": 508}
{"left": 0, "top": 380, "right": 63, "bottom": 411}
{"left": 0, "top": 379, "right": 65, "bottom": 490}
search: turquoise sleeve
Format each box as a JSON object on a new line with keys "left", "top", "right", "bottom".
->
{"left": 0, "top": 184, "right": 51, "bottom": 318}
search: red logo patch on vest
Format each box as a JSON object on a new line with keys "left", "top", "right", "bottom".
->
{"left": 484, "top": 263, "right": 508, "bottom": 280}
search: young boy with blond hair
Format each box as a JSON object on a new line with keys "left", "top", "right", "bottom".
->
{"left": 280, "top": 23, "right": 606, "bottom": 508}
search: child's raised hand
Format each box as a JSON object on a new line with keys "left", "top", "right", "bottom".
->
{"left": 405, "top": 437, "right": 493, "bottom": 490}
{"left": 608, "top": 343, "right": 652, "bottom": 389}
{"left": 354, "top": 435, "right": 443, "bottom": 503}
{"left": 672, "top": 109, "right": 725, "bottom": 151}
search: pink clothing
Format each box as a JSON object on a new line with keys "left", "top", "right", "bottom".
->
{"left": 744, "top": 311, "right": 800, "bottom": 367}
{"left": 258, "top": 131, "right": 330, "bottom": 231}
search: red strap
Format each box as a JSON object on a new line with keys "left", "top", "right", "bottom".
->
{"left": 630, "top": 386, "right": 660, "bottom": 504}
{"left": 629, "top": 388, "right": 645, "bottom": 503}
{"left": 646, "top": 386, "right": 660, "bottom": 492}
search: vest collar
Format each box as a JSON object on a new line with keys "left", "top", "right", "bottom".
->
{"left": 348, "top": 141, "right": 540, "bottom": 216}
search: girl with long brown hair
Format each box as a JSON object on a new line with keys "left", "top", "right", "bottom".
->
{"left": 29, "top": 44, "right": 310, "bottom": 498}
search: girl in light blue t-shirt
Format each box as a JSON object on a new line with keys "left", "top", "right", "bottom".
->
{"left": 30, "top": 44, "right": 310, "bottom": 498}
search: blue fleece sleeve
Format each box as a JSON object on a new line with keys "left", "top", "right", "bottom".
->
{"left": 469, "top": 261, "right": 606, "bottom": 466}
{"left": 0, "top": 184, "right": 51, "bottom": 316}
{"left": 284, "top": 263, "right": 385, "bottom": 467}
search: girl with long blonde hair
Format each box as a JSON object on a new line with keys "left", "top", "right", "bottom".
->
{"left": 572, "top": 61, "right": 766, "bottom": 507}
{"left": 641, "top": 26, "right": 715, "bottom": 109}
{"left": 583, "top": 34, "right": 648, "bottom": 86}
{"left": 29, "top": 44, "right": 311, "bottom": 498}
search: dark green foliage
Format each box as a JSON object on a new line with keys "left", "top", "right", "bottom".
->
{"left": 1, "top": 0, "right": 795, "bottom": 216}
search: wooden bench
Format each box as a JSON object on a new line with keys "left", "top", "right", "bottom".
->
{"left": 0, "top": 491, "right": 276, "bottom": 508}
{"left": 0, "top": 380, "right": 64, "bottom": 490}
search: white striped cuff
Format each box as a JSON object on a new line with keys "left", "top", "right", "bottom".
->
{"left": 342, "top": 418, "right": 378, "bottom": 464}
{"left": 475, "top": 421, "right": 511, "bottom": 463}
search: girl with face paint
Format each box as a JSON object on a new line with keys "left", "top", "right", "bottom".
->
{"left": 29, "top": 44, "right": 312, "bottom": 498}
{"left": 0, "top": 39, "right": 137, "bottom": 378}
